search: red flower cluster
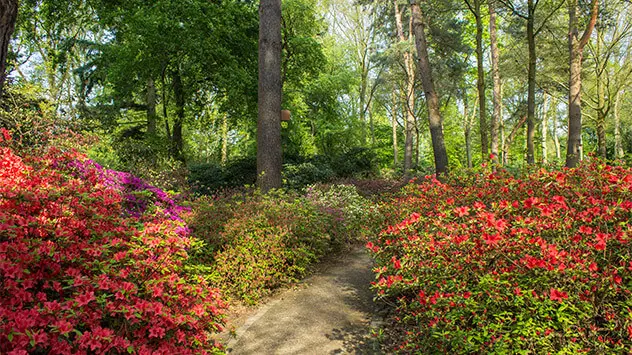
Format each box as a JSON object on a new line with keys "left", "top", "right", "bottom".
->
{"left": 371, "top": 163, "right": 632, "bottom": 353}
{"left": 0, "top": 137, "right": 226, "bottom": 354}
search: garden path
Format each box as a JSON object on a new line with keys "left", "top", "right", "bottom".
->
{"left": 222, "top": 247, "right": 383, "bottom": 354}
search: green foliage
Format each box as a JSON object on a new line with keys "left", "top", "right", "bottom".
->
{"left": 371, "top": 161, "right": 632, "bottom": 353}
{"left": 184, "top": 184, "right": 381, "bottom": 304}
{"left": 282, "top": 159, "right": 335, "bottom": 189}
{"left": 188, "top": 156, "right": 257, "bottom": 195}
{"left": 330, "top": 147, "right": 379, "bottom": 178}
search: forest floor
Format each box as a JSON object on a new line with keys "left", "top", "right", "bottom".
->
{"left": 219, "top": 247, "right": 385, "bottom": 354}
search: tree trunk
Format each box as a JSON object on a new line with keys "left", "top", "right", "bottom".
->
{"left": 489, "top": 0, "right": 501, "bottom": 165}
{"left": 566, "top": 0, "right": 598, "bottom": 168}
{"left": 257, "top": 0, "right": 283, "bottom": 191}
{"left": 474, "top": 0, "right": 488, "bottom": 162}
{"left": 147, "top": 77, "right": 157, "bottom": 136}
{"left": 410, "top": 0, "right": 449, "bottom": 177}
{"left": 526, "top": 0, "right": 536, "bottom": 164}
{"left": 392, "top": 90, "right": 399, "bottom": 167}
{"left": 394, "top": 0, "right": 416, "bottom": 176}
{"left": 541, "top": 93, "right": 549, "bottom": 164}
{"left": 614, "top": 89, "right": 624, "bottom": 159}
{"left": 172, "top": 69, "right": 185, "bottom": 162}
{"left": 0, "top": 0, "right": 18, "bottom": 97}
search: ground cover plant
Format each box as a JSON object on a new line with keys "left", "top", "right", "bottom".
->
{"left": 370, "top": 162, "right": 632, "bottom": 353}
{"left": 0, "top": 129, "right": 226, "bottom": 354}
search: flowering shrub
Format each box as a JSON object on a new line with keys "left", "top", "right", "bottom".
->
{"left": 370, "top": 162, "right": 632, "bottom": 353}
{"left": 0, "top": 130, "right": 226, "bottom": 354}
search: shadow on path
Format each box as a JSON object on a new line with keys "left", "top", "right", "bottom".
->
{"left": 225, "top": 247, "right": 382, "bottom": 354}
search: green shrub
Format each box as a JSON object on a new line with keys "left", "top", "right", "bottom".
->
{"left": 283, "top": 160, "right": 335, "bottom": 189}
{"left": 224, "top": 156, "right": 257, "bottom": 186}
{"left": 188, "top": 157, "right": 257, "bottom": 195}
{"left": 188, "top": 162, "right": 226, "bottom": 194}
{"left": 330, "top": 147, "right": 378, "bottom": 178}
{"left": 184, "top": 186, "right": 380, "bottom": 304}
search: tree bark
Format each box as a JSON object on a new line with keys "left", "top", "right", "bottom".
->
{"left": 172, "top": 69, "right": 185, "bottom": 163}
{"left": 489, "top": 0, "right": 501, "bottom": 165}
{"left": 526, "top": 0, "right": 536, "bottom": 164}
{"left": 394, "top": 0, "right": 417, "bottom": 176}
{"left": 473, "top": 0, "right": 488, "bottom": 162}
{"left": 566, "top": 0, "right": 598, "bottom": 168}
{"left": 410, "top": 0, "right": 449, "bottom": 177}
{"left": 147, "top": 77, "right": 157, "bottom": 136}
{"left": 257, "top": 0, "right": 283, "bottom": 191}
{"left": 0, "top": 0, "right": 18, "bottom": 96}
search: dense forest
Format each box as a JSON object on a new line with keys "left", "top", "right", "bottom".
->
{"left": 1, "top": 0, "right": 630, "bottom": 187}
{"left": 2, "top": 0, "right": 632, "bottom": 354}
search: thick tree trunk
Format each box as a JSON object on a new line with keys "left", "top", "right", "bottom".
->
{"left": 147, "top": 77, "right": 157, "bottom": 136}
{"left": 474, "top": 0, "right": 488, "bottom": 162}
{"left": 0, "top": 0, "right": 18, "bottom": 96}
{"left": 410, "top": 0, "right": 449, "bottom": 177}
{"left": 566, "top": 0, "right": 598, "bottom": 168}
{"left": 172, "top": 69, "right": 185, "bottom": 162}
{"left": 489, "top": 0, "right": 501, "bottom": 165}
{"left": 394, "top": 0, "right": 416, "bottom": 176}
{"left": 614, "top": 90, "right": 624, "bottom": 159}
{"left": 257, "top": 0, "right": 283, "bottom": 191}
{"left": 526, "top": 0, "right": 536, "bottom": 164}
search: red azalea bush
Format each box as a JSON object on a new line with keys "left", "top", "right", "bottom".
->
{"left": 370, "top": 163, "right": 632, "bottom": 353}
{"left": 0, "top": 130, "right": 226, "bottom": 354}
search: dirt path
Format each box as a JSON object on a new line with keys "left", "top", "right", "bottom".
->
{"left": 223, "top": 247, "right": 382, "bottom": 354}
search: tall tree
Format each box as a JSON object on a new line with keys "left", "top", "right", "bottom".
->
{"left": 257, "top": 0, "right": 283, "bottom": 191}
{"left": 499, "top": 0, "right": 565, "bottom": 165}
{"left": 585, "top": 6, "right": 632, "bottom": 160}
{"left": 393, "top": 0, "right": 417, "bottom": 175}
{"left": 464, "top": 0, "right": 488, "bottom": 162}
{"left": 410, "top": 0, "right": 449, "bottom": 176}
{"left": 488, "top": 0, "right": 501, "bottom": 165}
{"left": 566, "top": 0, "right": 598, "bottom": 168}
{"left": 0, "top": 0, "right": 18, "bottom": 96}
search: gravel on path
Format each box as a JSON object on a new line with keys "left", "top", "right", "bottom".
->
{"left": 225, "top": 247, "right": 383, "bottom": 355}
